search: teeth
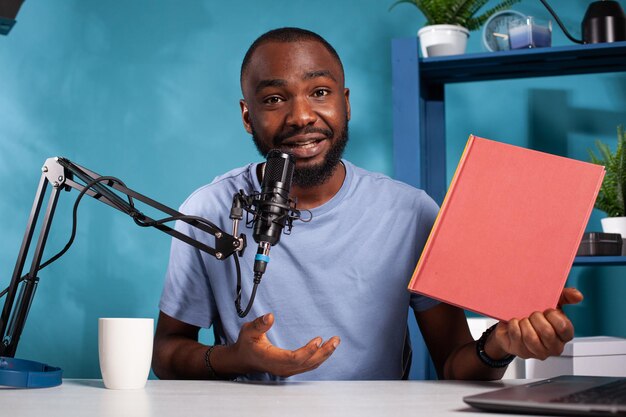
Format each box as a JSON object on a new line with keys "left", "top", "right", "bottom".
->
{"left": 288, "top": 139, "right": 319, "bottom": 148}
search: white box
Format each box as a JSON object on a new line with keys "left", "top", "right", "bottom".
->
{"left": 526, "top": 336, "right": 626, "bottom": 378}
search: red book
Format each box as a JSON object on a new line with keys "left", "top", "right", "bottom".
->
{"left": 408, "top": 135, "right": 605, "bottom": 321}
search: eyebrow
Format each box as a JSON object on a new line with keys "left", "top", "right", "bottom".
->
{"left": 255, "top": 79, "right": 287, "bottom": 94}
{"left": 303, "top": 70, "right": 336, "bottom": 82}
{"left": 255, "top": 70, "right": 338, "bottom": 94}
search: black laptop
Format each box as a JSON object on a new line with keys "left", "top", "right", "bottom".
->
{"left": 463, "top": 375, "right": 626, "bottom": 416}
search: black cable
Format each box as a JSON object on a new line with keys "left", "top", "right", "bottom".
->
{"left": 1, "top": 173, "right": 275, "bottom": 322}
{"left": 43, "top": 176, "right": 132, "bottom": 269}
{"left": 133, "top": 213, "right": 220, "bottom": 232}
{"left": 1, "top": 175, "right": 226, "bottom": 299}
{"left": 0, "top": 176, "right": 132, "bottom": 299}
{"left": 235, "top": 266, "right": 261, "bottom": 318}
{"left": 538, "top": 0, "right": 584, "bottom": 44}
{"left": 232, "top": 196, "right": 311, "bottom": 317}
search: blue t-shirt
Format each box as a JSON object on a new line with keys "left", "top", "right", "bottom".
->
{"left": 159, "top": 160, "right": 440, "bottom": 380}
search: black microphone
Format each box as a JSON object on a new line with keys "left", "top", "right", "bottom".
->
{"left": 252, "top": 149, "right": 295, "bottom": 277}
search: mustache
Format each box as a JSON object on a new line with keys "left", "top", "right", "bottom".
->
{"left": 273, "top": 126, "right": 334, "bottom": 147}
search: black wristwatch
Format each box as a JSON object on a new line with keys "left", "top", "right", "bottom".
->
{"left": 476, "top": 324, "right": 516, "bottom": 368}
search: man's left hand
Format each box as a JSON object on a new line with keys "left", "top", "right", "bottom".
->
{"left": 486, "top": 287, "right": 584, "bottom": 360}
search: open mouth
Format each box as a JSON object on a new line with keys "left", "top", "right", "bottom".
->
{"left": 279, "top": 137, "right": 328, "bottom": 160}
{"left": 284, "top": 138, "right": 325, "bottom": 150}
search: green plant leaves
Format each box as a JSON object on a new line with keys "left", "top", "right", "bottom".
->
{"left": 389, "top": 0, "right": 521, "bottom": 30}
{"left": 589, "top": 125, "right": 626, "bottom": 217}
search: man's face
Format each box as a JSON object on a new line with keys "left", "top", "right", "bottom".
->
{"left": 240, "top": 40, "right": 351, "bottom": 187}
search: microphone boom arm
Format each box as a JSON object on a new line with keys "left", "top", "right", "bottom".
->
{"left": 0, "top": 157, "right": 245, "bottom": 357}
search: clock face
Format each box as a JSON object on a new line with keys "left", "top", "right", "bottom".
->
{"left": 482, "top": 10, "right": 527, "bottom": 52}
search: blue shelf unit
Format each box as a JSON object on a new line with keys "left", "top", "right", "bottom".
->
{"left": 391, "top": 39, "right": 626, "bottom": 260}
{"left": 391, "top": 39, "right": 626, "bottom": 204}
{"left": 391, "top": 39, "right": 626, "bottom": 380}
{"left": 574, "top": 256, "right": 626, "bottom": 266}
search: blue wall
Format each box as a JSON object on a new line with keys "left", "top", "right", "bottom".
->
{"left": 0, "top": 0, "right": 624, "bottom": 378}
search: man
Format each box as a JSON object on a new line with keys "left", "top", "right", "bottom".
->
{"left": 152, "top": 27, "right": 582, "bottom": 381}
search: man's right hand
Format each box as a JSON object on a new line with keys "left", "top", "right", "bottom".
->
{"left": 151, "top": 311, "right": 340, "bottom": 380}
{"left": 214, "top": 313, "right": 340, "bottom": 378}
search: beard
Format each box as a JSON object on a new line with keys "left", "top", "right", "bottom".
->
{"left": 251, "top": 118, "right": 349, "bottom": 188}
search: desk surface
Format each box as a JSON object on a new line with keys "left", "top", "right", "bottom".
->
{"left": 1, "top": 379, "right": 537, "bottom": 417}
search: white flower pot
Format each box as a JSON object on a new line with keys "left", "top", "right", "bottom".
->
{"left": 417, "top": 24, "right": 470, "bottom": 58}
{"left": 601, "top": 216, "right": 626, "bottom": 237}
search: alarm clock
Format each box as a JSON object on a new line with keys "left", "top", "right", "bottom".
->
{"left": 482, "top": 10, "right": 527, "bottom": 52}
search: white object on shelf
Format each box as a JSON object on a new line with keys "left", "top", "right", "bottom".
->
{"left": 526, "top": 336, "right": 626, "bottom": 378}
{"left": 417, "top": 24, "right": 469, "bottom": 57}
{"left": 601, "top": 216, "right": 626, "bottom": 238}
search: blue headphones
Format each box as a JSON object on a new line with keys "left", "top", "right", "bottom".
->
{"left": 0, "top": 356, "right": 62, "bottom": 388}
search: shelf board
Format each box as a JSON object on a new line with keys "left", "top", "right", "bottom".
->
{"left": 573, "top": 256, "right": 626, "bottom": 266}
{"left": 419, "top": 41, "right": 626, "bottom": 84}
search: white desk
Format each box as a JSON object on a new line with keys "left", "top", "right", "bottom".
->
{"left": 1, "top": 379, "right": 536, "bottom": 417}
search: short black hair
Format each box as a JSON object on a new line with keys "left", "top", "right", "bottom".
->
{"left": 240, "top": 27, "right": 344, "bottom": 89}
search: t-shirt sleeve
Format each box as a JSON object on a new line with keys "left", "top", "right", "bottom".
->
{"left": 158, "top": 204, "right": 218, "bottom": 329}
{"left": 409, "top": 192, "right": 441, "bottom": 313}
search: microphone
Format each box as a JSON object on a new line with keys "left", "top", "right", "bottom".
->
{"left": 252, "top": 149, "right": 295, "bottom": 277}
{"left": 230, "top": 149, "right": 308, "bottom": 317}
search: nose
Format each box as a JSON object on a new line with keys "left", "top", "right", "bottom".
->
{"left": 286, "top": 96, "right": 317, "bottom": 128}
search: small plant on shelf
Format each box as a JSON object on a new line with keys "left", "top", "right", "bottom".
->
{"left": 389, "top": 0, "right": 521, "bottom": 31}
{"left": 588, "top": 125, "right": 626, "bottom": 218}
{"left": 389, "top": 0, "right": 520, "bottom": 57}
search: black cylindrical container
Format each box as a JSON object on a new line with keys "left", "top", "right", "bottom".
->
{"left": 582, "top": 0, "right": 626, "bottom": 43}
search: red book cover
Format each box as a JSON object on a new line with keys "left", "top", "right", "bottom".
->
{"left": 408, "top": 135, "right": 605, "bottom": 321}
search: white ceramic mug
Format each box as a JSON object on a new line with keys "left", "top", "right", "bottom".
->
{"left": 98, "top": 318, "right": 154, "bottom": 389}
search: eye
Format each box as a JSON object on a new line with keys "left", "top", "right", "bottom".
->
{"left": 263, "top": 96, "right": 284, "bottom": 105}
{"left": 312, "top": 88, "right": 330, "bottom": 98}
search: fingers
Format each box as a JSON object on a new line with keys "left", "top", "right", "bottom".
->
{"left": 527, "top": 311, "right": 561, "bottom": 358}
{"left": 545, "top": 309, "right": 574, "bottom": 342}
{"left": 295, "top": 336, "right": 341, "bottom": 374}
{"left": 504, "top": 309, "right": 574, "bottom": 360}
{"left": 235, "top": 314, "right": 341, "bottom": 377}
{"left": 504, "top": 318, "right": 533, "bottom": 359}
{"left": 557, "top": 287, "right": 584, "bottom": 308}
{"left": 241, "top": 313, "right": 274, "bottom": 340}
{"left": 499, "top": 288, "right": 580, "bottom": 361}
{"left": 265, "top": 336, "right": 341, "bottom": 377}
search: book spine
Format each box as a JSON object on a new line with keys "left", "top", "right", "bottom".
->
{"left": 408, "top": 135, "right": 477, "bottom": 289}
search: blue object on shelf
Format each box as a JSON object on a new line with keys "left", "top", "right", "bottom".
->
{"left": 509, "top": 17, "right": 552, "bottom": 49}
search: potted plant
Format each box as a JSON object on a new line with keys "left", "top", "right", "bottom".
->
{"left": 389, "top": 0, "right": 520, "bottom": 57}
{"left": 588, "top": 125, "right": 626, "bottom": 237}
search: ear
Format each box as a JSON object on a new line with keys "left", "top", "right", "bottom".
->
{"left": 344, "top": 88, "right": 351, "bottom": 121}
{"left": 240, "top": 99, "right": 253, "bottom": 134}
